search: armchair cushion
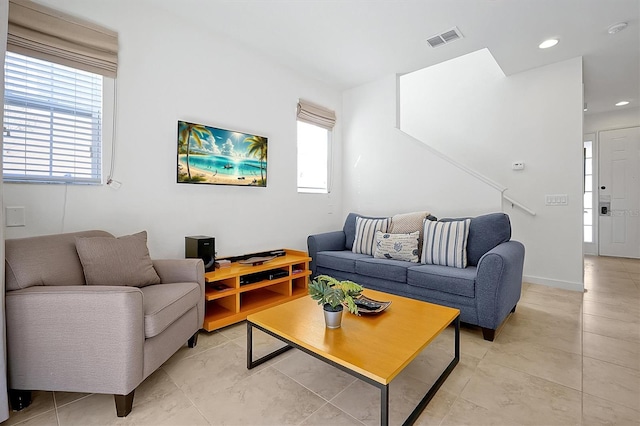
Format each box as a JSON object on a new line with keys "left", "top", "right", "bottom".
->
{"left": 5, "top": 230, "right": 112, "bottom": 290}
{"left": 141, "top": 282, "right": 201, "bottom": 338}
{"left": 76, "top": 231, "right": 161, "bottom": 287}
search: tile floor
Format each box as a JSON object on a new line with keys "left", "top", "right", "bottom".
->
{"left": 3, "top": 255, "right": 639, "bottom": 425}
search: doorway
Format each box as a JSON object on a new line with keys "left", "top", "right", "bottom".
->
{"left": 597, "top": 126, "right": 640, "bottom": 258}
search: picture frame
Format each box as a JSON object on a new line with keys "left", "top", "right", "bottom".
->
{"left": 177, "top": 120, "right": 267, "bottom": 187}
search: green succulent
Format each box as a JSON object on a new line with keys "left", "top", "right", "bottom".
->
{"left": 308, "top": 275, "right": 364, "bottom": 314}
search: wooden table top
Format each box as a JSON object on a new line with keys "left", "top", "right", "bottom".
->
{"left": 247, "top": 289, "right": 459, "bottom": 385}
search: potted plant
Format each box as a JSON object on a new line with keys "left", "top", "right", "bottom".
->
{"left": 308, "top": 275, "right": 364, "bottom": 328}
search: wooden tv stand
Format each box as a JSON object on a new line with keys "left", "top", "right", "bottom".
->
{"left": 202, "top": 249, "right": 311, "bottom": 331}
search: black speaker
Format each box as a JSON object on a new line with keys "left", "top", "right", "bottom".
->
{"left": 185, "top": 236, "right": 215, "bottom": 272}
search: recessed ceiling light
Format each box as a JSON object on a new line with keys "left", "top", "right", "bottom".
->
{"left": 608, "top": 22, "right": 628, "bottom": 34}
{"left": 539, "top": 39, "right": 559, "bottom": 49}
{"left": 615, "top": 101, "right": 630, "bottom": 106}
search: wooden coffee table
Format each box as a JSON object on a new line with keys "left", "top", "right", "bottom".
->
{"left": 246, "top": 289, "right": 460, "bottom": 426}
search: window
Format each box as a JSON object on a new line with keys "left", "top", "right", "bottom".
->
{"left": 3, "top": 52, "right": 103, "bottom": 184}
{"left": 4, "top": 0, "right": 118, "bottom": 184}
{"left": 584, "top": 140, "right": 593, "bottom": 242}
{"left": 297, "top": 121, "right": 330, "bottom": 193}
{"left": 296, "top": 100, "right": 335, "bottom": 193}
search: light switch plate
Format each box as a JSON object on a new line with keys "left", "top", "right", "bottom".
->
{"left": 6, "top": 206, "right": 26, "bottom": 227}
{"left": 545, "top": 194, "right": 569, "bottom": 206}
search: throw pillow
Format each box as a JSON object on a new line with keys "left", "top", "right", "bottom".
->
{"left": 373, "top": 231, "right": 420, "bottom": 262}
{"left": 421, "top": 219, "right": 471, "bottom": 268}
{"left": 388, "top": 211, "right": 430, "bottom": 234}
{"left": 76, "top": 230, "right": 161, "bottom": 287}
{"left": 389, "top": 210, "right": 431, "bottom": 256}
{"left": 352, "top": 216, "right": 390, "bottom": 255}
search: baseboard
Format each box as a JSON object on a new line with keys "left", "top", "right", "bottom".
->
{"left": 522, "top": 275, "right": 584, "bottom": 292}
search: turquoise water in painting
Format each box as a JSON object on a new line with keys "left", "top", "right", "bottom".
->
{"left": 181, "top": 154, "right": 264, "bottom": 177}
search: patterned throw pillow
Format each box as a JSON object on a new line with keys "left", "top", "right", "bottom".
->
{"left": 373, "top": 231, "right": 420, "bottom": 263}
{"left": 352, "top": 216, "right": 390, "bottom": 255}
{"left": 421, "top": 219, "right": 471, "bottom": 268}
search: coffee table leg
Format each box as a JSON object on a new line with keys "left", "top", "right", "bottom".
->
{"left": 246, "top": 321, "right": 294, "bottom": 369}
{"left": 402, "top": 315, "right": 460, "bottom": 425}
{"left": 246, "top": 321, "right": 254, "bottom": 369}
{"left": 381, "top": 385, "right": 389, "bottom": 426}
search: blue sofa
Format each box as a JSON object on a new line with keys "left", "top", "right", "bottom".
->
{"left": 307, "top": 212, "right": 525, "bottom": 341}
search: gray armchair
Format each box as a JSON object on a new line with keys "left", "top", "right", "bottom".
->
{"left": 4, "top": 230, "right": 205, "bottom": 417}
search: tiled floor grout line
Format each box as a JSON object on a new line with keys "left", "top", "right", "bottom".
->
{"left": 581, "top": 285, "right": 585, "bottom": 425}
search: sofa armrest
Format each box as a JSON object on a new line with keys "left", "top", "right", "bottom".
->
{"left": 475, "top": 240, "right": 525, "bottom": 330}
{"left": 307, "top": 231, "right": 346, "bottom": 276}
{"left": 153, "top": 258, "right": 205, "bottom": 326}
{"left": 5, "top": 286, "right": 145, "bottom": 395}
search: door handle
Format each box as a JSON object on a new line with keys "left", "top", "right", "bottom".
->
{"left": 601, "top": 206, "right": 608, "bottom": 215}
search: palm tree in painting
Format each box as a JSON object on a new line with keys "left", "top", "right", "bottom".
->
{"left": 178, "top": 122, "right": 213, "bottom": 181}
{"left": 244, "top": 135, "right": 267, "bottom": 183}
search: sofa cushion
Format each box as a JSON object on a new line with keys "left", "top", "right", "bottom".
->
{"left": 76, "top": 231, "right": 161, "bottom": 287}
{"left": 407, "top": 264, "right": 477, "bottom": 298}
{"left": 343, "top": 213, "right": 387, "bottom": 250}
{"left": 352, "top": 216, "right": 390, "bottom": 255}
{"left": 373, "top": 231, "right": 420, "bottom": 263}
{"left": 141, "top": 282, "right": 201, "bottom": 338}
{"left": 441, "top": 213, "right": 511, "bottom": 266}
{"left": 355, "top": 257, "right": 408, "bottom": 283}
{"left": 316, "top": 251, "right": 370, "bottom": 274}
{"left": 421, "top": 219, "right": 471, "bottom": 268}
{"left": 5, "top": 230, "right": 113, "bottom": 291}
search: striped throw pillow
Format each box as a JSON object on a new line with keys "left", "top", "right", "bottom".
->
{"left": 352, "top": 216, "right": 390, "bottom": 255}
{"left": 421, "top": 219, "right": 471, "bottom": 268}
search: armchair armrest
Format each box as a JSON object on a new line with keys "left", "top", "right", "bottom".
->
{"left": 153, "top": 259, "right": 205, "bottom": 326}
{"left": 307, "top": 231, "right": 346, "bottom": 276}
{"left": 5, "top": 286, "right": 145, "bottom": 395}
{"left": 475, "top": 240, "right": 525, "bottom": 330}
{"left": 153, "top": 258, "right": 204, "bottom": 286}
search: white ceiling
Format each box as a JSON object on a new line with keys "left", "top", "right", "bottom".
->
{"left": 152, "top": 0, "right": 639, "bottom": 115}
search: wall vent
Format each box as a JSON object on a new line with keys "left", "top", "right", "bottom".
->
{"left": 426, "top": 27, "right": 463, "bottom": 48}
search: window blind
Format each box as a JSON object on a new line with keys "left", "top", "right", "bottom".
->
{"left": 3, "top": 52, "right": 102, "bottom": 184}
{"left": 297, "top": 99, "right": 336, "bottom": 130}
{"left": 7, "top": 0, "right": 118, "bottom": 78}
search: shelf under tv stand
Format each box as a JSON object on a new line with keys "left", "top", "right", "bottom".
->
{"left": 202, "top": 249, "right": 311, "bottom": 332}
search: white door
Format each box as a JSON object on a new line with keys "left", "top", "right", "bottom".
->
{"left": 598, "top": 126, "right": 640, "bottom": 258}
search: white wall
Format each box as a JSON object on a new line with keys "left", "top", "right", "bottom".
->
{"left": 584, "top": 107, "right": 640, "bottom": 134}
{"left": 353, "top": 50, "right": 584, "bottom": 290}
{"left": 342, "top": 75, "right": 503, "bottom": 220}
{"left": 4, "top": 0, "right": 344, "bottom": 258}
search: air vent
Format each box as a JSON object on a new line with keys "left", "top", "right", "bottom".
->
{"left": 426, "top": 27, "right": 463, "bottom": 48}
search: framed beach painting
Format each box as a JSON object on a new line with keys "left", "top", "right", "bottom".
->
{"left": 177, "top": 120, "right": 267, "bottom": 187}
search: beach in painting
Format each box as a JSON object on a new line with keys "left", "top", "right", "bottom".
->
{"left": 178, "top": 121, "right": 267, "bottom": 187}
{"left": 178, "top": 154, "right": 264, "bottom": 186}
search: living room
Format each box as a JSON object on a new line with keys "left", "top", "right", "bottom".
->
{"left": 1, "top": 0, "right": 639, "bottom": 424}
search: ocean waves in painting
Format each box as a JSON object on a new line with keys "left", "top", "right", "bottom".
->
{"left": 183, "top": 154, "right": 264, "bottom": 178}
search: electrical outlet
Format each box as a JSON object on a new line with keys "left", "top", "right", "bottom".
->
{"left": 512, "top": 161, "right": 525, "bottom": 170}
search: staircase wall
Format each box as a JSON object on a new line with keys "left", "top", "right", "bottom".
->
{"left": 342, "top": 50, "right": 584, "bottom": 290}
